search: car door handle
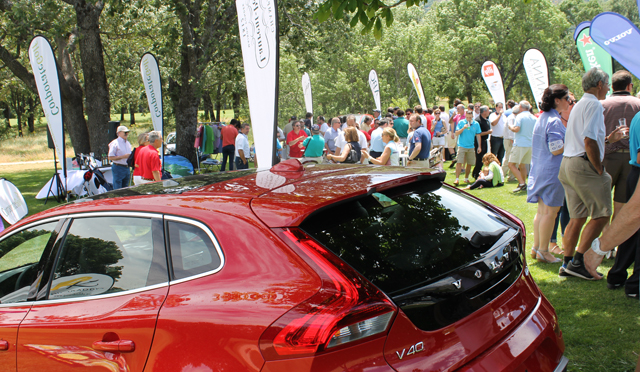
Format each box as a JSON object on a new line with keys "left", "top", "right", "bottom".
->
{"left": 0, "top": 340, "right": 8, "bottom": 351}
{"left": 92, "top": 340, "right": 135, "bottom": 352}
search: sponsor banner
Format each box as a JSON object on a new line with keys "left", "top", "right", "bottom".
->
{"left": 140, "top": 53, "right": 164, "bottom": 135}
{"left": 573, "top": 21, "right": 591, "bottom": 42}
{"left": 575, "top": 26, "right": 613, "bottom": 95}
{"left": 0, "top": 179, "right": 28, "bottom": 225}
{"left": 590, "top": 12, "right": 640, "bottom": 81}
{"left": 28, "top": 36, "right": 66, "bottom": 178}
{"left": 522, "top": 49, "right": 549, "bottom": 111}
{"left": 481, "top": 61, "right": 505, "bottom": 106}
{"left": 407, "top": 63, "right": 427, "bottom": 109}
{"left": 369, "top": 69, "right": 381, "bottom": 111}
{"left": 301, "top": 73, "right": 313, "bottom": 115}
{"left": 236, "top": 0, "right": 279, "bottom": 168}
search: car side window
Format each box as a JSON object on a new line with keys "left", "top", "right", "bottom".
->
{"left": 0, "top": 222, "right": 58, "bottom": 304}
{"left": 50, "top": 217, "right": 167, "bottom": 300}
{"left": 167, "top": 221, "right": 222, "bottom": 280}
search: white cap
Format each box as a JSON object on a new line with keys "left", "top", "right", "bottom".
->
{"left": 117, "top": 125, "right": 130, "bottom": 133}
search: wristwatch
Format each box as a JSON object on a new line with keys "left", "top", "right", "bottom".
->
{"left": 590, "top": 237, "right": 606, "bottom": 256}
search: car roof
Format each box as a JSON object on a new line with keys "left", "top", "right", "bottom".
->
{"left": 9, "top": 161, "right": 444, "bottom": 231}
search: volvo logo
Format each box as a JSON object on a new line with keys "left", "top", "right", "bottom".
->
{"left": 475, "top": 270, "right": 482, "bottom": 279}
{"left": 452, "top": 279, "right": 462, "bottom": 289}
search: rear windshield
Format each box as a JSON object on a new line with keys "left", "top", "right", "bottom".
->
{"left": 301, "top": 182, "right": 509, "bottom": 296}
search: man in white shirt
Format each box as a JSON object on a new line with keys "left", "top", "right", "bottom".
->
{"left": 318, "top": 116, "right": 328, "bottom": 137}
{"left": 473, "top": 102, "right": 482, "bottom": 120}
{"left": 489, "top": 102, "right": 506, "bottom": 169}
{"left": 558, "top": 67, "right": 624, "bottom": 280}
{"left": 502, "top": 104, "right": 519, "bottom": 180}
{"left": 235, "top": 124, "right": 251, "bottom": 170}
{"left": 324, "top": 118, "right": 342, "bottom": 155}
{"left": 335, "top": 115, "right": 368, "bottom": 163}
{"left": 108, "top": 125, "right": 132, "bottom": 190}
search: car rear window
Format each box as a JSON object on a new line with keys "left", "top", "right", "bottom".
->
{"left": 300, "top": 182, "right": 510, "bottom": 296}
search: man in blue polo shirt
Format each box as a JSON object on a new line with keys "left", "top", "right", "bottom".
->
{"left": 454, "top": 110, "right": 481, "bottom": 186}
{"left": 370, "top": 118, "right": 391, "bottom": 158}
{"left": 407, "top": 114, "right": 432, "bottom": 167}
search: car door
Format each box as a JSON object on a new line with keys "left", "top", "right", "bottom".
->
{"left": 0, "top": 219, "right": 60, "bottom": 372}
{"left": 17, "top": 214, "right": 169, "bottom": 372}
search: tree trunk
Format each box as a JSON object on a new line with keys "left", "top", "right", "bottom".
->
{"left": 56, "top": 35, "right": 91, "bottom": 155}
{"left": 120, "top": 106, "right": 126, "bottom": 121}
{"left": 202, "top": 92, "right": 213, "bottom": 121}
{"left": 2, "top": 103, "right": 10, "bottom": 128}
{"left": 169, "top": 77, "right": 198, "bottom": 164}
{"left": 129, "top": 104, "right": 135, "bottom": 125}
{"left": 74, "top": 0, "right": 111, "bottom": 156}
{"left": 27, "top": 97, "right": 35, "bottom": 133}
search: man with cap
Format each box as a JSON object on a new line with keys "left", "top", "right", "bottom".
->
{"left": 302, "top": 124, "right": 325, "bottom": 164}
{"left": 108, "top": 125, "right": 132, "bottom": 189}
{"left": 373, "top": 109, "right": 382, "bottom": 121}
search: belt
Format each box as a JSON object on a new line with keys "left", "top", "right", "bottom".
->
{"left": 616, "top": 149, "right": 630, "bottom": 153}
{"left": 112, "top": 163, "right": 127, "bottom": 167}
{"left": 142, "top": 178, "right": 154, "bottom": 181}
{"left": 581, "top": 153, "right": 590, "bottom": 161}
{"left": 411, "top": 157, "right": 429, "bottom": 161}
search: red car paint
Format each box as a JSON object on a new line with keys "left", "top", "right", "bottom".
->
{"left": 0, "top": 161, "right": 566, "bottom": 372}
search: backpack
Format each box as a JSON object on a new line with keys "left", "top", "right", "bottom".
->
{"left": 343, "top": 143, "right": 361, "bottom": 164}
{"left": 126, "top": 147, "right": 137, "bottom": 168}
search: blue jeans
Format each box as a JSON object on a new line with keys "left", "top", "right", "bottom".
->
{"left": 221, "top": 145, "right": 235, "bottom": 171}
{"left": 235, "top": 157, "right": 248, "bottom": 170}
{"left": 111, "top": 164, "right": 131, "bottom": 189}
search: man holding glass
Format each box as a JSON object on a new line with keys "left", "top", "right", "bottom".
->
{"left": 602, "top": 70, "right": 640, "bottom": 290}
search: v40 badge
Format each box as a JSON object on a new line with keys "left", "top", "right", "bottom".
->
{"left": 396, "top": 342, "right": 424, "bottom": 360}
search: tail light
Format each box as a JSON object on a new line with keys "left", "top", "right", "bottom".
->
{"left": 83, "top": 171, "right": 93, "bottom": 181}
{"left": 259, "top": 228, "right": 396, "bottom": 360}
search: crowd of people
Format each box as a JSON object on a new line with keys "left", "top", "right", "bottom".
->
{"left": 273, "top": 67, "right": 639, "bottom": 300}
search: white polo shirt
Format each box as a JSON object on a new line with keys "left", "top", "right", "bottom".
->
{"left": 234, "top": 133, "right": 250, "bottom": 158}
{"left": 488, "top": 112, "right": 506, "bottom": 138}
{"left": 108, "top": 136, "right": 131, "bottom": 166}
{"left": 335, "top": 129, "right": 368, "bottom": 151}
{"left": 563, "top": 93, "right": 606, "bottom": 161}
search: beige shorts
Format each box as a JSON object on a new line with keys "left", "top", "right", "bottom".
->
{"left": 509, "top": 146, "right": 532, "bottom": 165}
{"left": 558, "top": 156, "right": 612, "bottom": 219}
{"left": 432, "top": 136, "right": 445, "bottom": 147}
{"left": 445, "top": 134, "right": 457, "bottom": 148}
{"left": 457, "top": 147, "right": 476, "bottom": 166}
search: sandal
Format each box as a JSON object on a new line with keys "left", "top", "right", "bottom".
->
{"left": 549, "top": 244, "right": 564, "bottom": 255}
{"left": 530, "top": 247, "right": 539, "bottom": 260}
{"left": 536, "top": 249, "right": 561, "bottom": 263}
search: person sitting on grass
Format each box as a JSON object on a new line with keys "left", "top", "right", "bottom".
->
{"left": 461, "top": 153, "right": 504, "bottom": 190}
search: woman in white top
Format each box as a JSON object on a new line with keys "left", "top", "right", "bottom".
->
{"left": 361, "top": 128, "right": 400, "bottom": 166}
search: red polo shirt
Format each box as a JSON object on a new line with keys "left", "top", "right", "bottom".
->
{"left": 137, "top": 145, "right": 161, "bottom": 180}
{"left": 221, "top": 124, "right": 238, "bottom": 147}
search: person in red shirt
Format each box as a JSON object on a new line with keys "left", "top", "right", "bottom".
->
{"left": 132, "top": 132, "right": 150, "bottom": 185}
{"left": 137, "top": 131, "right": 163, "bottom": 183}
{"left": 220, "top": 119, "right": 239, "bottom": 171}
{"left": 286, "top": 120, "right": 308, "bottom": 159}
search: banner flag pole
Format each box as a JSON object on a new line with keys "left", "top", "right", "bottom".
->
{"left": 522, "top": 49, "right": 549, "bottom": 111}
{"left": 407, "top": 63, "right": 427, "bottom": 109}
{"left": 140, "top": 53, "right": 165, "bottom": 169}
{"left": 236, "top": 0, "right": 279, "bottom": 168}
{"left": 481, "top": 61, "right": 505, "bottom": 106}
{"left": 28, "top": 35, "right": 67, "bottom": 201}
{"left": 369, "top": 69, "right": 381, "bottom": 112}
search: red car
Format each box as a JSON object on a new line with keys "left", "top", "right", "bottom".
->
{"left": 0, "top": 160, "right": 567, "bottom": 372}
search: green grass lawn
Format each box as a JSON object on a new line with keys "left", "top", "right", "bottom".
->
{"left": 0, "top": 158, "right": 638, "bottom": 371}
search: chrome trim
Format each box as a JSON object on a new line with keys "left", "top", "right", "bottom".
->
{"left": 0, "top": 216, "right": 67, "bottom": 244}
{"left": 164, "top": 215, "right": 225, "bottom": 285}
{"left": 30, "top": 282, "right": 169, "bottom": 306}
{"left": 554, "top": 356, "right": 569, "bottom": 372}
{"left": 66, "top": 211, "right": 163, "bottom": 219}
{"left": 0, "top": 301, "right": 34, "bottom": 308}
